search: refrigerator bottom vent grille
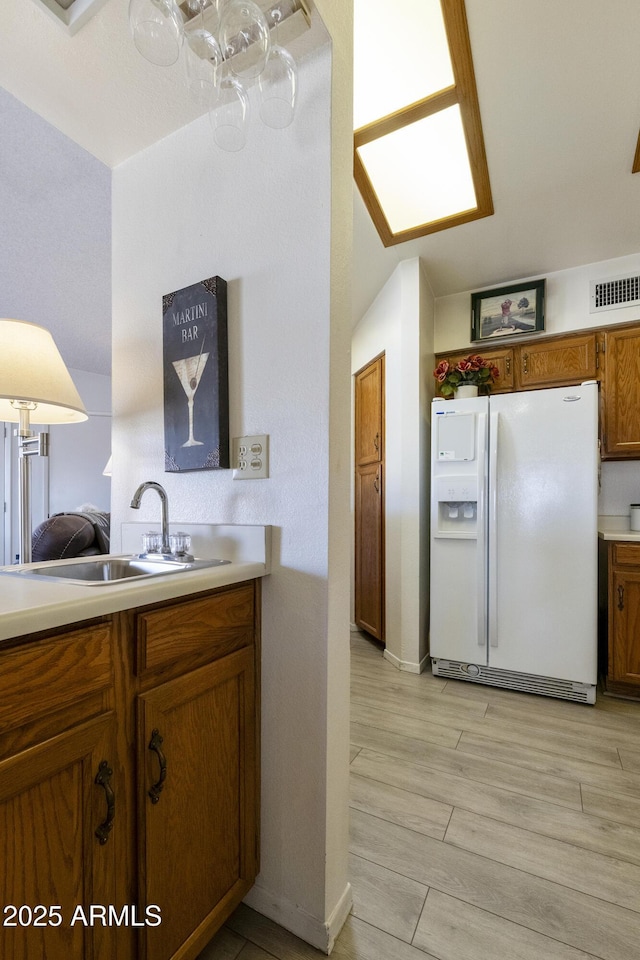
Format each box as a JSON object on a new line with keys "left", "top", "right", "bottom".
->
{"left": 431, "top": 659, "right": 596, "bottom": 704}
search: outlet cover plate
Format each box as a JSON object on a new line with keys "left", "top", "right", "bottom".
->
{"left": 233, "top": 435, "right": 269, "bottom": 479}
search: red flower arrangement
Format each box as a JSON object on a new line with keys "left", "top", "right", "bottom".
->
{"left": 433, "top": 354, "right": 500, "bottom": 398}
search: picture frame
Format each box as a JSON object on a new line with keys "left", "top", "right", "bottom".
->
{"left": 471, "top": 279, "right": 545, "bottom": 343}
{"left": 162, "top": 275, "right": 230, "bottom": 472}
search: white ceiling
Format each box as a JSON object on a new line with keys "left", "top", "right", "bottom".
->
{"left": 1, "top": 0, "right": 640, "bottom": 339}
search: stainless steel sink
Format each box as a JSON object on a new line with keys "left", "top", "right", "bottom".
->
{"left": 3, "top": 555, "right": 230, "bottom": 586}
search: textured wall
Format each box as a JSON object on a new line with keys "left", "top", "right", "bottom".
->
{"left": 111, "top": 30, "right": 352, "bottom": 948}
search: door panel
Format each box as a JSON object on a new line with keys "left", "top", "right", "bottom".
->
{"left": 0, "top": 714, "right": 117, "bottom": 960}
{"left": 489, "top": 385, "right": 598, "bottom": 682}
{"left": 138, "top": 648, "right": 256, "bottom": 960}
{"left": 355, "top": 462, "right": 384, "bottom": 639}
{"left": 354, "top": 355, "right": 385, "bottom": 641}
{"left": 354, "top": 358, "right": 383, "bottom": 466}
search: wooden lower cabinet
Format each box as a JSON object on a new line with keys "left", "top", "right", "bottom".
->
{"left": 0, "top": 581, "right": 261, "bottom": 960}
{"left": 0, "top": 713, "right": 118, "bottom": 960}
{"left": 138, "top": 647, "right": 257, "bottom": 960}
{"left": 601, "top": 542, "right": 640, "bottom": 697}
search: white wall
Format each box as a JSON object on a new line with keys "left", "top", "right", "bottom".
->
{"left": 111, "top": 15, "right": 352, "bottom": 952}
{"left": 352, "top": 258, "right": 434, "bottom": 671}
{"left": 48, "top": 367, "right": 111, "bottom": 514}
{"left": 434, "top": 252, "right": 640, "bottom": 352}
{"left": 434, "top": 252, "right": 640, "bottom": 518}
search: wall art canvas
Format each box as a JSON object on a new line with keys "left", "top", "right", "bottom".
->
{"left": 163, "top": 275, "right": 229, "bottom": 472}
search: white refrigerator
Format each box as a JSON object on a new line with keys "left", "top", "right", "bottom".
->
{"left": 430, "top": 381, "right": 599, "bottom": 704}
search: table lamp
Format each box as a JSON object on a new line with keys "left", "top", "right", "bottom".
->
{"left": 0, "top": 318, "right": 88, "bottom": 563}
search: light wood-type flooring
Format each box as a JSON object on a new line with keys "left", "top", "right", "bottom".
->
{"left": 200, "top": 631, "right": 640, "bottom": 960}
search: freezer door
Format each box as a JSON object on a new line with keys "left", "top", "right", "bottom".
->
{"left": 430, "top": 398, "right": 488, "bottom": 664}
{"left": 488, "top": 383, "right": 598, "bottom": 683}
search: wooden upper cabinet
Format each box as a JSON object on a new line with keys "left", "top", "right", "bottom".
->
{"left": 435, "top": 346, "right": 515, "bottom": 394}
{"left": 355, "top": 355, "right": 384, "bottom": 464}
{"left": 601, "top": 325, "right": 640, "bottom": 458}
{"left": 516, "top": 332, "right": 598, "bottom": 389}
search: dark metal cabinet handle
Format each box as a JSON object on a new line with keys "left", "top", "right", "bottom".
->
{"left": 522, "top": 353, "right": 529, "bottom": 375}
{"left": 618, "top": 585, "right": 625, "bottom": 611}
{"left": 506, "top": 357, "right": 511, "bottom": 374}
{"left": 148, "top": 728, "right": 167, "bottom": 804}
{"left": 373, "top": 473, "right": 380, "bottom": 493}
{"left": 95, "top": 760, "right": 115, "bottom": 845}
{"left": 373, "top": 432, "right": 379, "bottom": 452}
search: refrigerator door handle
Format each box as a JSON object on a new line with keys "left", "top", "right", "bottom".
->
{"left": 488, "top": 411, "right": 499, "bottom": 648}
{"left": 476, "top": 411, "right": 488, "bottom": 647}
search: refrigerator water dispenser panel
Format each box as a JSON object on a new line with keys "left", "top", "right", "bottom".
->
{"left": 435, "top": 476, "right": 478, "bottom": 536}
{"left": 436, "top": 413, "right": 476, "bottom": 461}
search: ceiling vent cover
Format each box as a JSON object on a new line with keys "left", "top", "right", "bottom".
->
{"left": 590, "top": 274, "right": 640, "bottom": 313}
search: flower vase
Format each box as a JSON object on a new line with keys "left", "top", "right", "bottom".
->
{"left": 456, "top": 384, "right": 479, "bottom": 398}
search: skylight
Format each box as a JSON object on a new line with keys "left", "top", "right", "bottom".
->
{"left": 354, "top": 0, "right": 493, "bottom": 247}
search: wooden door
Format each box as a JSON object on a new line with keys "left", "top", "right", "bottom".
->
{"left": 0, "top": 713, "right": 117, "bottom": 960}
{"left": 354, "top": 355, "right": 385, "bottom": 641}
{"left": 137, "top": 647, "right": 257, "bottom": 960}
{"left": 602, "top": 325, "right": 640, "bottom": 457}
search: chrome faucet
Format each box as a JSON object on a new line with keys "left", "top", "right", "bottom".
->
{"left": 130, "top": 481, "right": 171, "bottom": 556}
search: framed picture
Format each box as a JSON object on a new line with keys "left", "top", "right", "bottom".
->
{"left": 163, "top": 275, "right": 230, "bottom": 472}
{"left": 471, "top": 279, "right": 545, "bottom": 342}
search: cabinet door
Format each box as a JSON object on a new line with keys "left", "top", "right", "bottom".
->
{"left": 355, "top": 355, "right": 384, "bottom": 465}
{"left": 0, "top": 714, "right": 117, "bottom": 960}
{"left": 137, "top": 647, "right": 257, "bottom": 960}
{"left": 355, "top": 461, "right": 384, "bottom": 640}
{"left": 602, "top": 326, "right": 640, "bottom": 457}
{"left": 610, "top": 569, "right": 640, "bottom": 685}
{"left": 434, "top": 347, "right": 514, "bottom": 394}
{"left": 516, "top": 333, "right": 597, "bottom": 389}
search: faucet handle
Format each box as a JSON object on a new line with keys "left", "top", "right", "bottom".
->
{"left": 168, "top": 532, "right": 192, "bottom": 556}
{"left": 142, "top": 532, "right": 163, "bottom": 553}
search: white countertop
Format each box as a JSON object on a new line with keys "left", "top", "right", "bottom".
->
{"left": 598, "top": 515, "right": 640, "bottom": 541}
{"left": 0, "top": 523, "right": 271, "bottom": 643}
{"left": 0, "top": 559, "right": 267, "bottom": 643}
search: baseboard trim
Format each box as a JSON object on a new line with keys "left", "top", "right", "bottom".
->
{"left": 383, "top": 648, "right": 429, "bottom": 674}
{"left": 242, "top": 881, "right": 352, "bottom": 954}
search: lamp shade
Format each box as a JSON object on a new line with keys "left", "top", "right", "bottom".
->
{"left": 0, "top": 318, "right": 87, "bottom": 425}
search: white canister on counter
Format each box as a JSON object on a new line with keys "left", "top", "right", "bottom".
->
{"left": 631, "top": 504, "right": 640, "bottom": 531}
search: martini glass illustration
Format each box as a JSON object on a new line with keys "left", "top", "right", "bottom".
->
{"left": 172, "top": 350, "right": 209, "bottom": 446}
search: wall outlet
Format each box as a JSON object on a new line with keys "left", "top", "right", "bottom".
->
{"left": 233, "top": 435, "right": 269, "bottom": 480}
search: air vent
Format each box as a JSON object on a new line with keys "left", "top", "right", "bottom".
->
{"left": 590, "top": 274, "right": 640, "bottom": 313}
{"left": 431, "top": 658, "right": 596, "bottom": 703}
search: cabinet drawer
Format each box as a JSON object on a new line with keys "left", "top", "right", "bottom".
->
{"left": 0, "top": 624, "right": 112, "bottom": 733}
{"left": 136, "top": 583, "right": 255, "bottom": 675}
{"left": 612, "top": 542, "right": 640, "bottom": 566}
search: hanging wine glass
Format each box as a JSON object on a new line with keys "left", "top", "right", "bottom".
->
{"left": 129, "top": 0, "right": 185, "bottom": 67}
{"left": 184, "top": 0, "right": 222, "bottom": 106}
{"left": 219, "top": 0, "right": 271, "bottom": 81}
{"left": 210, "top": 76, "right": 250, "bottom": 151}
{"left": 258, "top": 5, "right": 297, "bottom": 128}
